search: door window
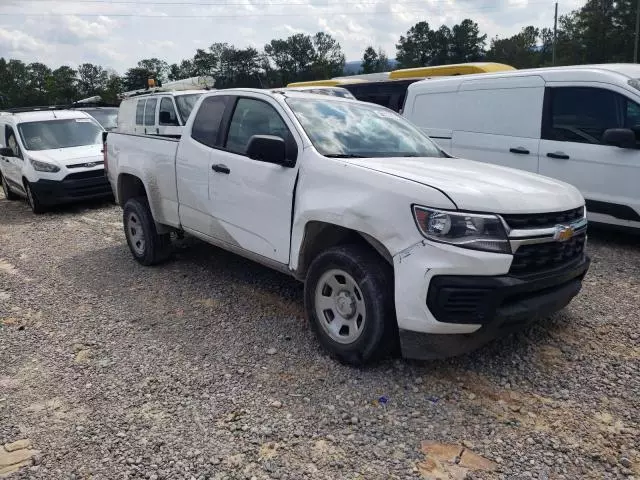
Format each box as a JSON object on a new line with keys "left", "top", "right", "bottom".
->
{"left": 135, "top": 100, "right": 145, "bottom": 125}
{"left": 159, "top": 97, "right": 179, "bottom": 126}
{"left": 225, "top": 98, "right": 290, "bottom": 155}
{"left": 5, "top": 126, "right": 20, "bottom": 158}
{"left": 191, "top": 96, "right": 229, "bottom": 147}
{"left": 144, "top": 98, "right": 158, "bottom": 126}
{"left": 544, "top": 87, "right": 640, "bottom": 146}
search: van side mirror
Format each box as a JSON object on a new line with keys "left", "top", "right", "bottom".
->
{"left": 0, "top": 147, "right": 14, "bottom": 157}
{"left": 159, "top": 111, "right": 178, "bottom": 126}
{"left": 603, "top": 128, "right": 636, "bottom": 149}
{"left": 246, "top": 135, "right": 293, "bottom": 167}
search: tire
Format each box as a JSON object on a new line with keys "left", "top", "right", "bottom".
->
{"left": 24, "top": 181, "right": 46, "bottom": 214}
{"left": 1, "top": 174, "right": 19, "bottom": 201}
{"left": 123, "top": 196, "right": 172, "bottom": 266}
{"left": 304, "top": 244, "right": 398, "bottom": 366}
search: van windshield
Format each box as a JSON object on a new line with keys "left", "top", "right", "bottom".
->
{"left": 285, "top": 98, "right": 445, "bottom": 158}
{"left": 175, "top": 94, "right": 203, "bottom": 123}
{"left": 83, "top": 108, "right": 118, "bottom": 130}
{"left": 18, "top": 118, "right": 102, "bottom": 151}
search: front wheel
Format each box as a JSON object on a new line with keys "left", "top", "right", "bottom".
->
{"left": 1, "top": 174, "right": 19, "bottom": 201}
{"left": 123, "top": 197, "right": 172, "bottom": 266}
{"left": 304, "top": 244, "right": 398, "bottom": 365}
{"left": 25, "top": 181, "right": 45, "bottom": 214}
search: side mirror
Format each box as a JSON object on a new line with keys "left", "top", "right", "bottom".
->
{"left": 159, "top": 111, "right": 178, "bottom": 126}
{"left": 0, "top": 147, "right": 14, "bottom": 157}
{"left": 246, "top": 135, "right": 292, "bottom": 167}
{"left": 603, "top": 128, "right": 636, "bottom": 149}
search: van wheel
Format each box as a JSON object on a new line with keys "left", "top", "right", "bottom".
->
{"left": 123, "top": 197, "right": 172, "bottom": 266}
{"left": 1, "top": 174, "right": 19, "bottom": 200}
{"left": 304, "top": 244, "right": 397, "bottom": 366}
{"left": 25, "top": 181, "right": 45, "bottom": 214}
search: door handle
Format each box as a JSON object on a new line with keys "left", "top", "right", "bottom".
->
{"left": 509, "top": 147, "right": 530, "bottom": 155}
{"left": 212, "top": 164, "right": 230, "bottom": 174}
{"left": 547, "top": 152, "right": 570, "bottom": 160}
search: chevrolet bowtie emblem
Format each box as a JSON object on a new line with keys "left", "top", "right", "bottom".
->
{"left": 553, "top": 225, "right": 575, "bottom": 242}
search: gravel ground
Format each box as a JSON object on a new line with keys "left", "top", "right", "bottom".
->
{"left": 0, "top": 192, "right": 639, "bottom": 480}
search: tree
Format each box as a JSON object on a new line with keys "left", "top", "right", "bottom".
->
{"left": 102, "top": 71, "right": 123, "bottom": 105}
{"left": 486, "top": 26, "right": 541, "bottom": 68}
{"left": 49, "top": 66, "right": 78, "bottom": 104}
{"left": 27, "top": 62, "right": 52, "bottom": 105}
{"left": 396, "top": 21, "right": 434, "bottom": 68}
{"left": 311, "top": 32, "right": 345, "bottom": 79}
{"left": 361, "top": 46, "right": 391, "bottom": 73}
{"left": 450, "top": 19, "right": 486, "bottom": 63}
{"left": 265, "top": 33, "right": 316, "bottom": 85}
{"left": 77, "top": 63, "right": 108, "bottom": 97}
{"left": 123, "top": 67, "right": 154, "bottom": 91}
{"left": 137, "top": 58, "right": 169, "bottom": 83}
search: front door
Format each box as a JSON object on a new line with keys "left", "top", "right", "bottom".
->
{"left": 209, "top": 95, "right": 301, "bottom": 264}
{"left": 539, "top": 85, "right": 640, "bottom": 228}
{"left": 1, "top": 125, "right": 24, "bottom": 191}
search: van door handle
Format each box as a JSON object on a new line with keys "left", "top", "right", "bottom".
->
{"left": 212, "top": 164, "right": 230, "bottom": 174}
{"left": 509, "top": 147, "right": 530, "bottom": 154}
{"left": 547, "top": 152, "right": 570, "bottom": 160}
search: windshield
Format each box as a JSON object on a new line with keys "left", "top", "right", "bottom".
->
{"left": 286, "top": 98, "right": 445, "bottom": 158}
{"left": 18, "top": 118, "right": 102, "bottom": 151}
{"left": 175, "top": 94, "right": 203, "bottom": 123}
{"left": 84, "top": 109, "right": 118, "bottom": 130}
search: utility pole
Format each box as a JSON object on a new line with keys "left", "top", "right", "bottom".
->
{"left": 552, "top": 2, "right": 558, "bottom": 66}
{"left": 635, "top": 0, "right": 640, "bottom": 63}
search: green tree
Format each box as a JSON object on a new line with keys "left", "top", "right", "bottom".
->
{"left": 265, "top": 33, "right": 316, "bottom": 85}
{"left": 27, "top": 62, "right": 52, "bottom": 105}
{"left": 311, "top": 32, "right": 345, "bottom": 79}
{"left": 48, "top": 66, "right": 78, "bottom": 104}
{"left": 137, "top": 58, "right": 169, "bottom": 83}
{"left": 486, "top": 26, "right": 540, "bottom": 68}
{"left": 396, "top": 21, "right": 434, "bottom": 68}
{"left": 77, "top": 63, "right": 108, "bottom": 97}
{"left": 361, "top": 46, "right": 391, "bottom": 73}
{"left": 102, "top": 71, "right": 123, "bottom": 105}
{"left": 450, "top": 19, "right": 486, "bottom": 63}
{"left": 123, "top": 67, "right": 153, "bottom": 91}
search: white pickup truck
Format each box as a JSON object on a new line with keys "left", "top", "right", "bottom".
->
{"left": 104, "top": 89, "right": 590, "bottom": 364}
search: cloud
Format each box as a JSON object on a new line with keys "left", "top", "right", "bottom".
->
{"left": 0, "top": 0, "right": 580, "bottom": 73}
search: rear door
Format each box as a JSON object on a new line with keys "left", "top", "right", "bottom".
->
{"left": 452, "top": 76, "right": 545, "bottom": 172}
{"left": 208, "top": 94, "right": 301, "bottom": 264}
{"left": 539, "top": 84, "right": 640, "bottom": 228}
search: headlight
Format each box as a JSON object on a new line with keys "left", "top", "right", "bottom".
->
{"left": 29, "top": 158, "right": 60, "bottom": 173}
{"left": 412, "top": 205, "right": 510, "bottom": 254}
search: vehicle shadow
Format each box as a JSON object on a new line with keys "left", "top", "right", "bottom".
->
{"left": 587, "top": 223, "right": 639, "bottom": 250}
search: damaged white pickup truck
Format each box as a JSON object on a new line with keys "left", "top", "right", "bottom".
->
{"left": 104, "top": 89, "right": 590, "bottom": 365}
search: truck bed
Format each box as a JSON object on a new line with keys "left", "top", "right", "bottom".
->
{"left": 106, "top": 132, "right": 182, "bottom": 229}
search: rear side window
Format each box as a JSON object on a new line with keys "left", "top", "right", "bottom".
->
{"left": 135, "top": 100, "right": 145, "bottom": 125}
{"left": 191, "top": 96, "right": 229, "bottom": 147}
{"left": 144, "top": 98, "right": 157, "bottom": 126}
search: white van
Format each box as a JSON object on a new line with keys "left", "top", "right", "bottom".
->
{"left": 117, "top": 90, "right": 206, "bottom": 137}
{"left": 403, "top": 64, "right": 640, "bottom": 231}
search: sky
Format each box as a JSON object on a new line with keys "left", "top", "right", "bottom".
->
{"left": 0, "top": 0, "right": 584, "bottom": 74}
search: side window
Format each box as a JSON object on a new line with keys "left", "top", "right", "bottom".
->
{"left": 544, "top": 87, "right": 626, "bottom": 144}
{"left": 144, "top": 98, "right": 158, "bottom": 126}
{"left": 225, "top": 98, "right": 290, "bottom": 155}
{"left": 159, "top": 97, "right": 179, "bottom": 126}
{"left": 191, "top": 96, "right": 229, "bottom": 147}
{"left": 135, "top": 100, "right": 145, "bottom": 125}
{"left": 625, "top": 100, "right": 640, "bottom": 145}
{"left": 5, "top": 126, "right": 20, "bottom": 158}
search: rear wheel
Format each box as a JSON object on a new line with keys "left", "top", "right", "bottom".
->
{"left": 304, "top": 244, "right": 397, "bottom": 365}
{"left": 25, "top": 181, "right": 45, "bottom": 214}
{"left": 123, "top": 196, "right": 172, "bottom": 265}
{"left": 1, "top": 174, "right": 19, "bottom": 200}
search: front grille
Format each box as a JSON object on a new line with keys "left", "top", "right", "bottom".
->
{"left": 502, "top": 207, "right": 584, "bottom": 230}
{"left": 68, "top": 161, "right": 104, "bottom": 169}
{"left": 64, "top": 170, "right": 105, "bottom": 180}
{"left": 510, "top": 232, "right": 586, "bottom": 275}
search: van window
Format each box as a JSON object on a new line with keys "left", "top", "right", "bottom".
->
{"left": 5, "top": 125, "right": 21, "bottom": 158}
{"left": 191, "top": 96, "right": 229, "bottom": 147}
{"left": 159, "top": 97, "right": 179, "bottom": 126}
{"left": 544, "top": 87, "right": 640, "bottom": 146}
{"left": 144, "top": 98, "right": 157, "bottom": 126}
{"left": 135, "top": 100, "right": 145, "bottom": 125}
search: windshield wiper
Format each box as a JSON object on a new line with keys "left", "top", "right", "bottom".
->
{"left": 324, "top": 153, "right": 365, "bottom": 158}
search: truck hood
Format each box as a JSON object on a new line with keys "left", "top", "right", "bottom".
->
{"left": 28, "top": 145, "right": 103, "bottom": 167}
{"left": 349, "top": 156, "right": 584, "bottom": 214}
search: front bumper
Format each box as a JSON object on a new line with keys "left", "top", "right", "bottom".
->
{"left": 393, "top": 239, "right": 590, "bottom": 360}
{"left": 30, "top": 171, "right": 112, "bottom": 206}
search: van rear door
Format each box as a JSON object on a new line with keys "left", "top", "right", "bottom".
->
{"left": 452, "top": 76, "right": 545, "bottom": 172}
